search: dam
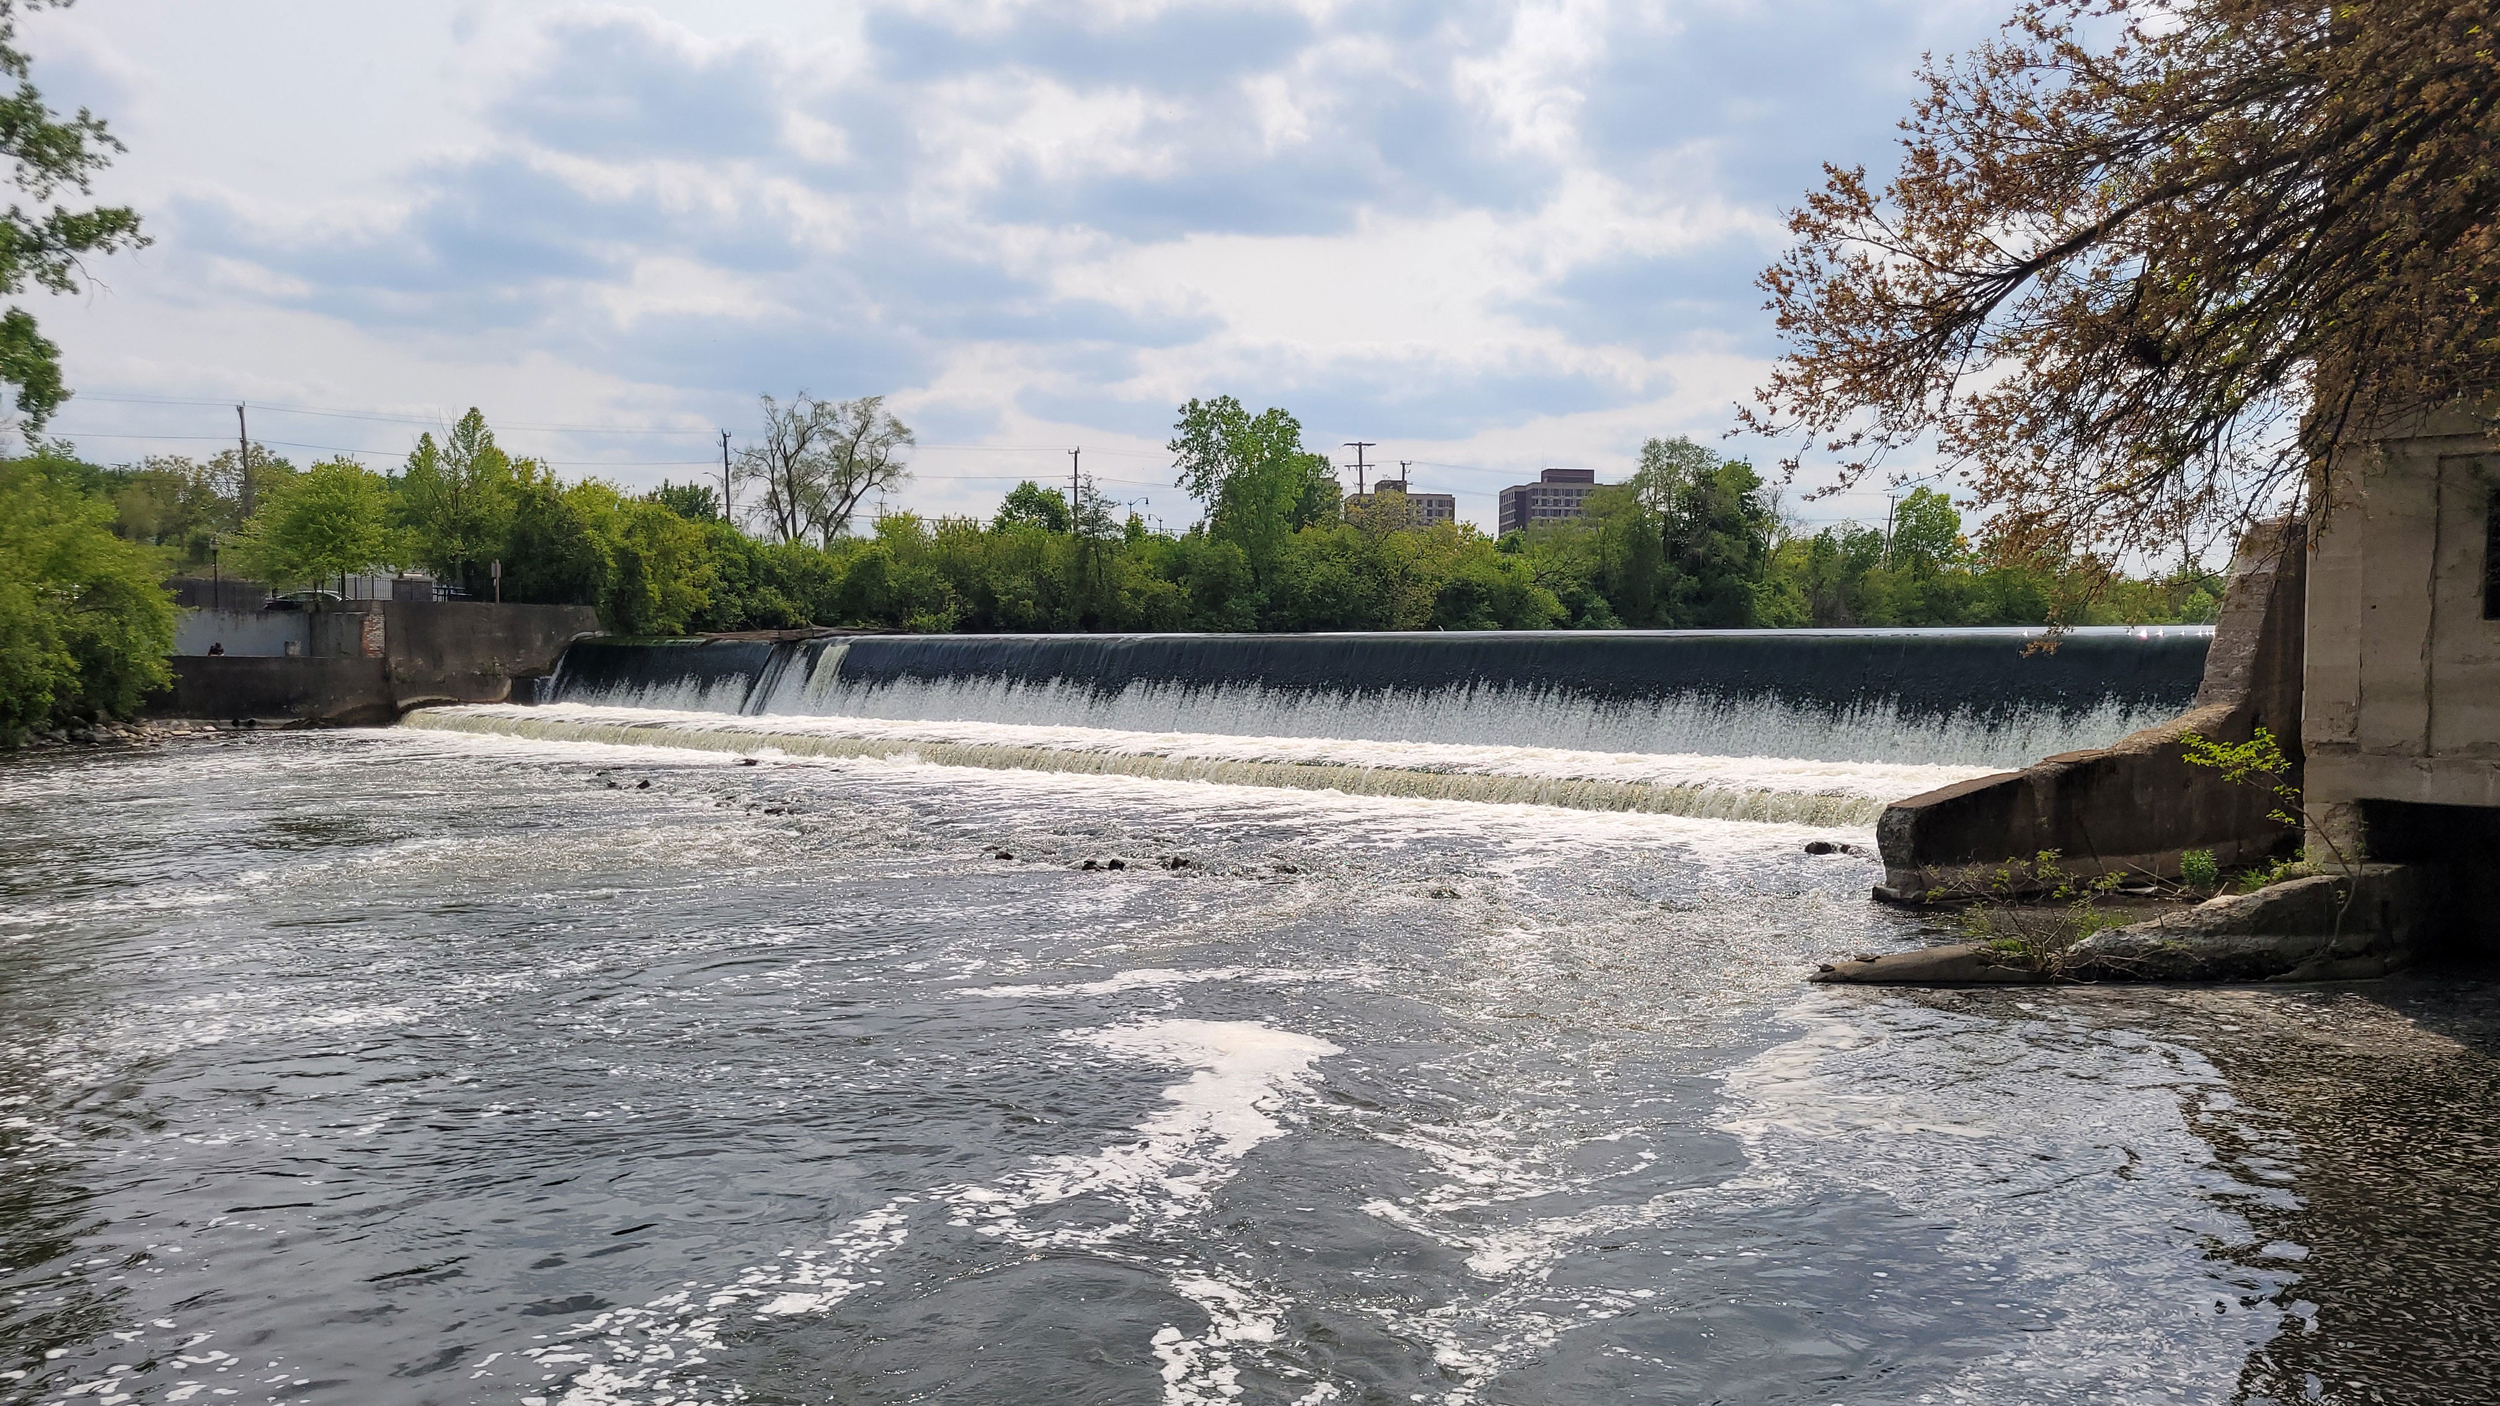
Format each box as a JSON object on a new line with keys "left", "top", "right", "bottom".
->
{"left": 406, "top": 627, "right": 2213, "bottom": 828}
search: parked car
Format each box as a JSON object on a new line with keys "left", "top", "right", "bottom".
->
{"left": 261, "top": 589, "right": 343, "bottom": 612}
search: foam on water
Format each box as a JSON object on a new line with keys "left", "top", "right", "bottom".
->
{"left": 404, "top": 703, "right": 1995, "bottom": 826}
{"left": 519, "top": 1017, "right": 1342, "bottom": 1406}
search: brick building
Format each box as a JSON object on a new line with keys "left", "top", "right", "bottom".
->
{"left": 1497, "top": 468, "right": 1602, "bottom": 536}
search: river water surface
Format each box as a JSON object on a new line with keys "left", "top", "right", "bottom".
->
{"left": 4, "top": 716, "right": 2498, "bottom": 1405}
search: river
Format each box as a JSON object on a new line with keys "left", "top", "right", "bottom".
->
{"left": 3, "top": 630, "right": 2495, "bottom": 1404}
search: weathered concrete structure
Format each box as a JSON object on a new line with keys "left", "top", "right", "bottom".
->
{"left": 2304, "top": 409, "right": 2500, "bottom": 828}
{"left": 1875, "top": 519, "right": 2306, "bottom": 899}
{"left": 151, "top": 600, "right": 600, "bottom": 724}
{"left": 2301, "top": 405, "right": 2500, "bottom": 941}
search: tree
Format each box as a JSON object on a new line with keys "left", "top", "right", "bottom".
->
{"left": 229, "top": 458, "right": 396, "bottom": 588}
{"left": 0, "top": 2, "right": 146, "bottom": 429}
{"left": 734, "top": 393, "right": 914, "bottom": 547}
{"left": 397, "top": 409, "right": 519, "bottom": 589}
{"left": 1887, "top": 487, "right": 1965, "bottom": 579}
{"left": 1603, "top": 436, "right": 1780, "bottom": 626}
{"left": 503, "top": 477, "right": 612, "bottom": 609}
{"left": 648, "top": 479, "right": 720, "bottom": 522}
{"left": 993, "top": 480, "right": 1071, "bottom": 533}
{"left": 1168, "top": 396, "right": 1339, "bottom": 586}
{"left": 1742, "top": 0, "right": 2500, "bottom": 568}
{"left": 0, "top": 456, "right": 171, "bottom": 741}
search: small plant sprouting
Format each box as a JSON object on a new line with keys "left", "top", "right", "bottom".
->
{"left": 2181, "top": 725, "right": 2358, "bottom": 933}
{"left": 2179, "top": 727, "right": 2302, "bottom": 828}
{"left": 2180, "top": 848, "right": 2220, "bottom": 889}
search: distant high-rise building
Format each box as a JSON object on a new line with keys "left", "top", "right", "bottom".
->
{"left": 1347, "top": 479, "right": 1457, "bottom": 530}
{"left": 1498, "top": 468, "right": 1602, "bottom": 536}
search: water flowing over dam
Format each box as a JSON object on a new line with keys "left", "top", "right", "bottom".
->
{"left": 407, "top": 627, "right": 2213, "bottom": 826}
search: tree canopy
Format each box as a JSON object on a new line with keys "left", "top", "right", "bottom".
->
{"left": 0, "top": 0, "right": 145, "bottom": 427}
{"left": 735, "top": 393, "right": 914, "bottom": 548}
{"left": 1168, "top": 396, "right": 1341, "bottom": 585}
{"left": 1743, "top": 0, "right": 2500, "bottom": 565}
{"left": 0, "top": 455, "right": 170, "bottom": 741}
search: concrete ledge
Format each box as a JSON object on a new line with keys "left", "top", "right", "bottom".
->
{"left": 1821, "top": 864, "right": 2438, "bottom": 985}
{"left": 2062, "top": 864, "right": 2440, "bottom": 981}
{"left": 150, "top": 600, "right": 601, "bottom": 723}
{"left": 1877, "top": 520, "right": 2306, "bottom": 899}
{"left": 154, "top": 657, "right": 398, "bottom": 726}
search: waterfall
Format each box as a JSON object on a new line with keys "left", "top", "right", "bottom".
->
{"left": 415, "top": 628, "right": 2210, "bottom": 824}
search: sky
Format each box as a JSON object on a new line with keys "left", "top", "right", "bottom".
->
{"left": 23, "top": 0, "right": 2007, "bottom": 535}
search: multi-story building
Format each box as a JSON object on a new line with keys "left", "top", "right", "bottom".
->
{"left": 1497, "top": 468, "right": 1602, "bottom": 536}
{"left": 1347, "top": 479, "right": 1457, "bottom": 530}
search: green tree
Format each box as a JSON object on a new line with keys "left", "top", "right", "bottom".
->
{"left": 648, "top": 479, "right": 721, "bottom": 522}
{"left": 228, "top": 458, "right": 396, "bottom": 588}
{"left": 99, "top": 454, "right": 238, "bottom": 567}
{"left": 604, "top": 494, "right": 714, "bottom": 636}
{"left": 993, "top": 480, "right": 1071, "bottom": 534}
{"left": 0, "top": 2, "right": 147, "bottom": 426}
{"left": 396, "top": 409, "right": 519, "bottom": 590}
{"left": 0, "top": 457, "right": 172, "bottom": 742}
{"left": 1887, "top": 487, "right": 1964, "bottom": 579}
{"left": 1168, "top": 396, "right": 1340, "bottom": 589}
{"left": 502, "top": 476, "right": 612, "bottom": 609}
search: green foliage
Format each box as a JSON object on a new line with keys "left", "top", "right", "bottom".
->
{"left": 993, "top": 481, "right": 1071, "bottom": 534}
{"left": 227, "top": 458, "right": 397, "bottom": 588}
{"left": 0, "top": 456, "right": 172, "bottom": 742}
{"left": 2180, "top": 848, "right": 2220, "bottom": 889}
{"left": 649, "top": 479, "right": 721, "bottom": 522}
{"left": 2180, "top": 726, "right": 2300, "bottom": 828}
{"left": 2236, "top": 856, "right": 2316, "bottom": 893}
{"left": 1169, "top": 396, "right": 1339, "bottom": 585}
{"left": 0, "top": 3, "right": 147, "bottom": 425}
{"left": 396, "top": 409, "right": 521, "bottom": 592}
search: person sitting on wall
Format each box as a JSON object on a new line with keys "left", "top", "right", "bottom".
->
{"left": 207, "top": 642, "right": 225, "bottom": 656}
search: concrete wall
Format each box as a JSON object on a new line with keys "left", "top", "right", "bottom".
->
{"left": 159, "top": 657, "right": 398, "bottom": 726}
{"left": 1875, "top": 520, "right": 2306, "bottom": 899}
{"left": 2306, "top": 406, "right": 2500, "bottom": 829}
{"left": 379, "top": 601, "right": 600, "bottom": 706}
{"left": 173, "top": 608, "right": 309, "bottom": 657}
{"left": 147, "top": 600, "right": 601, "bottom": 722}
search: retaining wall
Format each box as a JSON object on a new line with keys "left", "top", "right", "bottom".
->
{"left": 148, "top": 601, "right": 600, "bottom": 722}
{"left": 1875, "top": 520, "right": 2306, "bottom": 899}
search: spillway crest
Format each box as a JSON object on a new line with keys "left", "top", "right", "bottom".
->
{"left": 406, "top": 627, "right": 2211, "bottom": 824}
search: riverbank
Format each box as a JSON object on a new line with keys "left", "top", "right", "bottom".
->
{"left": 7, "top": 716, "right": 229, "bottom": 751}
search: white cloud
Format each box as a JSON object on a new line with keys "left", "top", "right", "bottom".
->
{"left": 27, "top": 0, "right": 2003, "bottom": 529}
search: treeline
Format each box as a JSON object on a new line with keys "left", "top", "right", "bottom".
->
{"left": 98, "top": 396, "right": 2216, "bottom": 636}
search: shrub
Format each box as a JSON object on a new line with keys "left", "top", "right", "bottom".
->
{"left": 2180, "top": 849, "right": 2219, "bottom": 890}
{"left": 0, "top": 460, "right": 175, "bottom": 742}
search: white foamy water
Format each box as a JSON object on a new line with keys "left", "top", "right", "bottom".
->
{"left": 532, "top": 1017, "right": 1342, "bottom": 1406}
{"left": 404, "top": 703, "right": 1995, "bottom": 825}
{"left": 556, "top": 633, "right": 2195, "bottom": 771}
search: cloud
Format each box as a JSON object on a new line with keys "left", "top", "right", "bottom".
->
{"left": 42, "top": 0, "right": 2012, "bottom": 523}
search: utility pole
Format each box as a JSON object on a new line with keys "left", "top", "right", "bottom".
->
{"left": 1883, "top": 491, "right": 1900, "bottom": 566}
{"left": 1068, "top": 447, "right": 1081, "bottom": 533}
{"left": 236, "top": 404, "right": 253, "bottom": 517}
{"left": 719, "top": 429, "right": 734, "bottom": 524}
{"left": 1344, "top": 441, "right": 1375, "bottom": 495}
